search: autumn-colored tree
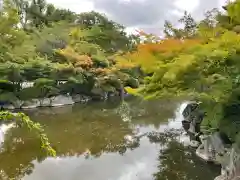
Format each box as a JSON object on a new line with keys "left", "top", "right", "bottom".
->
{"left": 127, "top": 26, "right": 240, "bottom": 143}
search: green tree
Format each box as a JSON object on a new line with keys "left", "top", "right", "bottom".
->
{"left": 163, "top": 11, "right": 197, "bottom": 39}
{"left": 75, "top": 11, "right": 139, "bottom": 53}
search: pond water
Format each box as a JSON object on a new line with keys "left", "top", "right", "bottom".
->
{"left": 0, "top": 97, "right": 220, "bottom": 180}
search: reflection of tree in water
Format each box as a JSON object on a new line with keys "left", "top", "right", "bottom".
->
{"left": 148, "top": 129, "right": 220, "bottom": 180}
{"left": 116, "top": 98, "right": 178, "bottom": 128}
{"left": 0, "top": 99, "right": 184, "bottom": 180}
{"left": 0, "top": 101, "right": 139, "bottom": 179}
{"left": 0, "top": 127, "right": 46, "bottom": 180}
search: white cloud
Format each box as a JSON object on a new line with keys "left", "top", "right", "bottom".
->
{"left": 47, "top": 0, "right": 94, "bottom": 13}
{"left": 174, "top": 0, "right": 200, "bottom": 13}
{"left": 46, "top": 0, "right": 227, "bottom": 34}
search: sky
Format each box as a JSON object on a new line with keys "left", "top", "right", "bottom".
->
{"left": 46, "top": 0, "right": 229, "bottom": 35}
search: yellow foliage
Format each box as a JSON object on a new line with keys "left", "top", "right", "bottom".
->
{"left": 126, "top": 38, "right": 201, "bottom": 73}
{"left": 114, "top": 55, "right": 137, "bottom": 69}
{"left": 162, "top": 55, "right": 196, "bottom": 82}
{"left": 124, "top": 87, "right": 142, "bottom": 96}
{"left": 57, "top": 46, "right": 93, "bottom": 69}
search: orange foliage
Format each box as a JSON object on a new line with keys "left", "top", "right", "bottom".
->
{"left": 126, "top": 37, "right": 202, "bottom": 73}
{"left": 137, "top": 38, "right": 202, "bottom": 55}
{"left": 114, "top": 56, "right": 137, "bottom": 69}
{"left": 75, "top": 55, "right": 93, "bottom": 69}
{"left": 58, "top": 47, "right": 93, "bottom": 69}
{"left": 90, "top": 67, "right": 113, "bottom": 76}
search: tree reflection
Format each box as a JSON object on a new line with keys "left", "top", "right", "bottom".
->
{"left": 0, "top": 98, "right": 183, "bottom": 180}
{"left": 0, "top": 100, "right": 138, "bottom": 179}
{"left": 148, "top": 129, "right": 220, "bottom": 180}
{"left": 0, "top": 127, "right": 44, "bottom": 179}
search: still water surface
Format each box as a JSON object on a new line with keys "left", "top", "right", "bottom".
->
{"left": 0, "top": 97, "right": 220, "bottom": 180}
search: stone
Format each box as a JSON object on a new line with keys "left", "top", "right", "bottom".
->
{"left": 196, "top": 135, "right": 215, "bottom": 162}
{"left": 2, "top": 104, "right": 15, "bottom": 110}
{"left": 214, "top": 175, "right": 226, "bottom": 180}
{"left": 181, "top": 101, "right": 204, "bottom": 136}
{"left": 182, "top": 120, "right": 190, "bottom": 131}
{"left": 50, "top": 95, "right": 74, "bottom": 107}
{"left": 197, "top": 133, "right": 233, "bottom": 164}
{"left": 182, "top": 101, "right": 200, "bottom": 118}
{"left": 12, "top": 100, "right": 24, "bottom": 109}
{"left": 72, "top": 94, "right": 82, "bottom": 103}
{"left": 72, "top": 94, "right": 91, "bottom": 103}
{"left": 39, "top": 98, "right": 51, "bottom": 107}
{"left": 21, "top": 99, "right": 40, "bottom": 109}
{"left": 190, "top": 140, "right": 200, "bottom": 148}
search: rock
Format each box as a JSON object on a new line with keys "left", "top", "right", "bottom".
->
{"left": 50, "top": 95, "right": 74, "bottom": 107}
{"left": 72, "top": 94, "right": 82, "bottom": 103}
{"left": 196, "top": 147, "right": 214, "bottom": 162}
{"left": 1, "top": 104, "right": 15, "bottom": 110}
{"left": 12, "top": 100, "right": 24, "bottom": 109}
{"left": 69, "top": 94, "right": 91, "bottom": 103}
{"left": 196, "top": 135, "right": 215, "bottom": 162}
{"left": 82, "top": 95, "right": 91, "bottom": 102}
{"left": 39, "top": 98, "right": 51, "bottom": 107}
{"left": 214, "top": 175, "right": 226, "bottom": 180}
{"left": 21, "top": 99, "right": 40, "bottom": 109}
{"left": 182, "top": 101, "right": 200, "bottom": 118}
{"left": 182, "top": 120, "right": 190, "bottom": 131}
{"left": 190, "top": 140, "right": 200, "bottom": 148}
{"left": 196, "top": 133, "right": 232, "bottom": 163}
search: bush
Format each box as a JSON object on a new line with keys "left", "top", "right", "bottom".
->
{"left": 0, "top": 80, "right": 16, "bottom": 92}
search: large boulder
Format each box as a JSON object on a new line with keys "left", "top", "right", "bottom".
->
{"left": 50, "top": 95, "right": 74, "bottom": 107}
{"left": 12, "top": 100, "right": 24, "bottom": 109}
{"left": 1, "top": 104, "right": 15, "bottom": 110}
{"left": 21, "top": 99, "right": 40, "bottom": 109}
{"left": 196, "top": 132, "right": 232, "bottom": 163}
{"left": 72, "top": 94, "right": 91, "bottom": 103}
{"left": 39, "top": 98, "right": 51, "bottom": 107}
{"left": 215, "top": 146, "right": 240, "bottom": 180}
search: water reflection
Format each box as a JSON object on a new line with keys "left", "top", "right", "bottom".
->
{"left": 0, "top": 98, "right": 219, "bottom": 180}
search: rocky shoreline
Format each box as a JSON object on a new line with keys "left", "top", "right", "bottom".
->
{"left": 181, "top": 102, "right": 240, "bottom": 180}
{"left": 0, "top": 92, "right": 129, "bottom": 110}
{"left": 1, "top": 94, "right": 91, "bottom": 110}
{"left": 0, "top": 80, "right": 132, "bottom": 110}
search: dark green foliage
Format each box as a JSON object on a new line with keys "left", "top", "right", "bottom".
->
{"left": 0, "top": 80, "right": 15, "bottom": 92}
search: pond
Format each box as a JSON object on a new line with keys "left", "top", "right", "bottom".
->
{"left": 0, "top": 97, "right": 220, "bottom": 180}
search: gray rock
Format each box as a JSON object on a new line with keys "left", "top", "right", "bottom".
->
{"left": 2, "top": 104, "right": 15, "bottom": 110}
{"left": 12, "top": 100, "right": 24, "bottom": 109}
{"left": 190, "top": 140, "right": 200, "bottom": 148}
{"left": 50, "top": 95, "right": 74, "bottom": 107}
{"left": 39, "top": 98, "right": 51, "bottom": 107}
{"left": 21, "top": 99, "right": 40, "bottom": 109}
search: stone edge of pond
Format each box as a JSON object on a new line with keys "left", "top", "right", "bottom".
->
{"left": 1, "top": 93, "right": 131, "bottom": 110}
